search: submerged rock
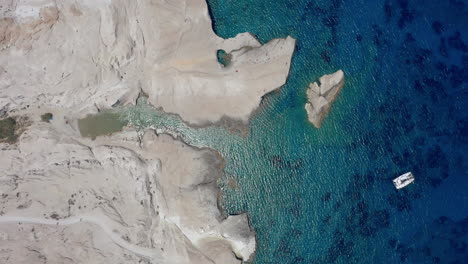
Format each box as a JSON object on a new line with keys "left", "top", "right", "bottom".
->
{"left": 305, "top": 70, "right": 345, "bottom": 128}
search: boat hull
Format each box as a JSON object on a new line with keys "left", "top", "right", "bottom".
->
{"left": 393, "top": 172, "right": 415, "bottom": 189}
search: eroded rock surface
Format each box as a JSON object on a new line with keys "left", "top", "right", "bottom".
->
{"left": 0, "top": 123, "right": 255, "bottom": 264}
{"left": 305, "top": 70, "right": 345, "bottom": 128}
{"left": 0, "top": 0, "right": 295, "bottom": 125}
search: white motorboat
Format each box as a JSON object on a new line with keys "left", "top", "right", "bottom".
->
{"left": 393, "top": 172, "right": 415, "bottom": 189}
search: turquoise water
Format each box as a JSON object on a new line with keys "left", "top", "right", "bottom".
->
{"left": 116, "top": 0, "right": 467, "bottom": 263}
{"left": 205, "top": 1, "right": 467, "bottom": 263}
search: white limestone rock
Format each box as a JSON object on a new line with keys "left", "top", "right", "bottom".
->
{"left": 0, "top": 0, "right": 295, "bottom": 125}
{"left": 305, "top": 70, "right": 345, "bottom": 128}
{"left": 0, "top": 222, "right": 148, "bottom": 264}
{"left": 0, "top": 123, "right": 255, "bottom": 264}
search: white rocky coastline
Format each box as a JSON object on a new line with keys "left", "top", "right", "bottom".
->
{"left": 0, "top": 0, "right": 296, "bottom": 263}
{"left": 305, "top": 70, "right": 345, "bottom": 128}
{"left": 0, "top": 0, "right": 295, "bottom": 125}
{"left": 0, "top": 123, "right": 255, "bottom": 263}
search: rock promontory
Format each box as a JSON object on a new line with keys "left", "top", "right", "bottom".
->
{"left": 0, "top": 0, "right": 295, "bottom": 126}
{"left": 305, "top": 70, "right": 345, "bottom": 128}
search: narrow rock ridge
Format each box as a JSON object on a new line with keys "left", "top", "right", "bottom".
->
{"left": 305, "top": 70, "right": 345, "bottom": 128}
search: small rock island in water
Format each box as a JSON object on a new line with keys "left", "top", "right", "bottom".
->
{"left": 305, "top": 70, "right": 345, "bottom": 128}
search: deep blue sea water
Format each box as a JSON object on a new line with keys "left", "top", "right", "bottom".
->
{"left": 114, "top": 0, "right": 467, "bottom": 263}
{"left": 202, "top": 0, "right": 467, "bottom": 263}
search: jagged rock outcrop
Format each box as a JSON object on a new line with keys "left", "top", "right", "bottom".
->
{"left": 305, "top": 70, "right": 345, "bottom": 128}
{"left": 0, "top": 0, "right": 295, "bottom": 125}
{"left": 0, "top": 122, "right": 255, "bottom": 264}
